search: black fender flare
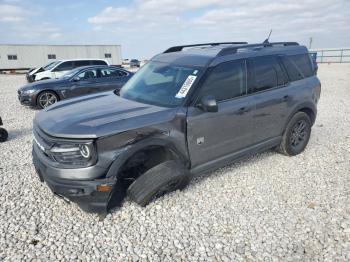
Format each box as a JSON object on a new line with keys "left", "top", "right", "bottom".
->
{"left": 105, "top": 137, "right": 189, "bottom": 179}
{"left": 282, "top": 101, "right": 317, "bottom": 134}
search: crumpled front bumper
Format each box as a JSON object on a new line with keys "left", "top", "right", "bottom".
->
{"left": 32, "top": 144, "right": 126, "bottom": 213}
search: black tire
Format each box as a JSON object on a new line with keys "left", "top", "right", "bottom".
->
{"left": 0, "top": 128, "right": 8, "bottom": 142}
{"left": 36, "top": 91, "right": 59, "bottom": 109}
{"left": 278, "top": 112, "right": 311, "bottom": 156}
{"left": 127, "top": 160, "right": 190, "bottom": 207}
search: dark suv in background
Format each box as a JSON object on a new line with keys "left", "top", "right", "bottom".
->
{"left": 32, "top": 41, "right": 321, "bottom": 214}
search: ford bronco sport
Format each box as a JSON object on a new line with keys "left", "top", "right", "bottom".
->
{"left": 32, "top": 42, "right": 321, "bottom": 214}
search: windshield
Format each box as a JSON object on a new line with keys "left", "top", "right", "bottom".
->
{"left": 44, "top": 61, "right": 61, "bottom": 70}
{"left": 120, "top": 61, "right": 201, "bottom": 107}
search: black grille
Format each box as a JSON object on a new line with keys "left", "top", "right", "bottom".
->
{"left": 33, "top": 125, "right": 55, "bottom": 150}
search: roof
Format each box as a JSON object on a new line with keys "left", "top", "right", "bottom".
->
{"left": 152, "top": 42, "right": 309, "bottom": 67}
{"left": 55, "top": 58, "right": 108, "bottom": 62}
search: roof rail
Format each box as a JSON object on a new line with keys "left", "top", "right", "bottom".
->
{"left": 217, "top": 42, "right": 299, "bottom": 56}
{"left": 163, "top": 42, "right": 248, "bottom": 53}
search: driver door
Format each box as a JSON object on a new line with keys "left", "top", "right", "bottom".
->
{"left": 186, "top": 59, "right": 255, "bottom": 169}
{"left": 67, "top": 69, "right": 100, "bottom": 98}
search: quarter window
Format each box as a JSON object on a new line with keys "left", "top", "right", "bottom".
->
{"left": 287, "top": 54, "right": 314, "bottom": 78}
{"left": 252, "top": 56, "right": 287, "bottom": 92}
{"left": 48, "top": 54, "right": 56, "bottom": 59}
{"left": 199, "top": 60, "right": 247, "bottom": 102}
{"left": 7, "top": 55, "right": 17, "bottom": 60}
{"left": 105, "top": 53, "right": 112, "bottom": 58}
{"left": 281, "top": 56, "right": 303, "bottom": 81}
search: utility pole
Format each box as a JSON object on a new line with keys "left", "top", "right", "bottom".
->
{"left": 309, "top": 37, "right": 313, "bottom": 49}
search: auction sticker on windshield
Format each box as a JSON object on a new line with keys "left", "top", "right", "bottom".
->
{"left": 175, "top": 75, "right": 197, "bottom": 98}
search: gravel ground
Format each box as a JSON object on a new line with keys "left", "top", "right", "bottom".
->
{"left": 0, "top": 64, "right": 349, "bottom": 261}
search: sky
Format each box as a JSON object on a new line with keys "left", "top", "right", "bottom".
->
{"left": 0, "top": 0, "right": 349, "bottom": 59}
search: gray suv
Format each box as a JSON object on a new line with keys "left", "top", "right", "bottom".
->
{"left": 32, "top": 42, "right": 321, "bottom": 214}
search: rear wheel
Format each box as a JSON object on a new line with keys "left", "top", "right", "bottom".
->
{"left": 0, "top": 128, "right": 8, "bottom": 142}
{"left": 127, "top": 160, "right": 190, "bottom": 206}
{"left": 37, "top": 91, "right": 59, "bottom": 109}
{"left": 278, "top": 112, "right": 311, "bottom": 156}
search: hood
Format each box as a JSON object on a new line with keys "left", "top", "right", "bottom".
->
{"left": 19, "top": 78, "right": 66, "bottom": 92}
{"left": 34, "top": 91, "right": 178, "bottom": 139}
{"left": 28, "top": 67, "right": 42, "bottom": 76}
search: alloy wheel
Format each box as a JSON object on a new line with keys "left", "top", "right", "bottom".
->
{"left": 290, "top": 120, "right": 308, "bottom": 148}
{"left": 38, "top": 92, "right": 57, "bottom": 108}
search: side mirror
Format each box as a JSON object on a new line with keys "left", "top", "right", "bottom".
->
{"left": 198, "top": 95, "right": 218, "bottom": 112}
{"left": 72, "top": 76, "right": 80, "bottom": 82}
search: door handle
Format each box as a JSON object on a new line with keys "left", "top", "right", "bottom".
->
{"left": 282, "top": 95, "right": 290, "bottom": 102}
{"left": 236, "top": 107, "right": 250, "bottom": 115}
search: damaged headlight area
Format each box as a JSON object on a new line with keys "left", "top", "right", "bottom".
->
{"left": 49, "top": 142, "right": 97, "bottom": 167}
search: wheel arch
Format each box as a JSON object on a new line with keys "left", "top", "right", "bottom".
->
{"left": 105, "top": 138, "right": 188, "bottom": 180}
{"left": 284, "top": 102, "right": 317, "bottom": 132}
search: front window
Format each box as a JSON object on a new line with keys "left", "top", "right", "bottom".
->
{"left": 61, "top": 67, "right": 82, "bottom": 79}
{"left": 120, "top": 61, "right": 201, "bottom": 107}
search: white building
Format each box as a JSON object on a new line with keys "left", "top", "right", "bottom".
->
{"left": 0, "top": 44, "right": 122, "bottom": 70}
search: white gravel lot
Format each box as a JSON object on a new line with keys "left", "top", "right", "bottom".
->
{"left": 0, "top": 64, "right": 349, "bottom": 261}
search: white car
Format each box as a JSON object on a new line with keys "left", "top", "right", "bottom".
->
{"left": 33, "top": 59, "right": 109, "bottom": 81}
{"left": 26, "top": 61, "right": 58, "bottom": 82}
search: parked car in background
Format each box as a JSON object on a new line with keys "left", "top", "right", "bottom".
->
{"left": 122, "top": 59, "right": 130, "bottom": 66}
{"left": 26, "top": 61, "right": 58, "bottom": 82}
{"left": 32, "top": 41, "right": 320, "bottom": 214}
{"left": 18, "top": 65, "right": 132, "bottom": 108}
{"left": 32, "top": 59, "right": 109, "bottom": 81}
{"left": 130, "top": 59, "right": 141, "bottom": 67}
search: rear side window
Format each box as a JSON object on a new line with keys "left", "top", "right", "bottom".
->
{"left": 251, "top": 56, "right": 287, "bottom": 92}
{"left": 199, "top": 60, "right": 247, "bottom": 102}
{"left": 53, "top": 61, "right": 74, "bottom": 71}
{"left": 92, "top": 60, "right": 107, "bottom": 65}
{"left": 74, "top": 60, "right": 90, "bottom": 67}
{"left": 287, "top": 54, "right": 314, "bottom": 78}
{"left": 281, "top": 57, "right": 303, "bottom": 81}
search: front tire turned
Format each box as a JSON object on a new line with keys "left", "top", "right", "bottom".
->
{"left": 127, "top": 160, "right": 190, "bottom": 207}
{"left": 0, "top": 128, "right": 8, "bottom": 142}
{"left": 278, "top": 112, "right": 312, "bottom": 156}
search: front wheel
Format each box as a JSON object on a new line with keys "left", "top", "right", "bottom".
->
{"left": 278, "top": 112, "right": 312, "bottom": 156}
{"left": 0, "top": 128, "right": 8, "bottom": 142}
{"left": 127, "top": 160, "right": 190, "bottom": 207}
{"left": 37, "top": 91, "right": 59, "bottom": 109}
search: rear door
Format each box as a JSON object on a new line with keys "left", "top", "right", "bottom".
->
{"left": 187, "top": 59, "right": 255, "bottom": 168}
{"left": 248, "top": 55, "right": 291, "bottom": 144}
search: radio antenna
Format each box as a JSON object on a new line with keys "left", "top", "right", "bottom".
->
{"left": 263, "top": 29, "right": 272, "bottom": 44}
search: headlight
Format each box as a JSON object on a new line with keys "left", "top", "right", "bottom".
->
{"left": 49, "top": 142, "right": 97, "bottom": 167}
{"left": 22, "top": 89, "right": 36, "bottom": 94}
